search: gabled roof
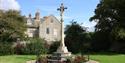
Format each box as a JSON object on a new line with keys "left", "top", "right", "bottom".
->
{"left": 26, "top": 14, "right": 61, "bottom": 28}
{"left": 48, "top": 15, "right": 61, "bottom": 24}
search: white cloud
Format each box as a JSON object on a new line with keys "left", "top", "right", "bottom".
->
{"left": 82, "top": 21, "right": 96, "bottom": 32}
{"left": 87, "top": 26, "right": 95, "bottom": 32}
{"left": 0, "top": 0, "right": 20, "bottom": 11}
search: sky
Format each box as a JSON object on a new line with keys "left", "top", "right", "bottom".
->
{"left": 0, "top": 0, "right": 99, "bottom": 32}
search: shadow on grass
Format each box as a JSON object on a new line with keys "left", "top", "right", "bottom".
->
{"left": 87, "top": 52, "right": 125, "bottom": 55}
{"left": 14, "top": 55, "right": 36, "bottom": 60}
{"left": 72, "top": 51, "right": 125, "bottom": 56}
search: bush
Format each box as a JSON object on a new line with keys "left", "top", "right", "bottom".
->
{"left": 73, "top": 56, "right": 87, "bottom": 63}
{"left": 48, "top": 41, "right": 60, "bottom": 54}
{"left": 36, "top": 56, "right": 47, "bottom": 63}
{"left": 14, "top": 38, "right": 48, "bottom": 55}
{"left": 22, "top": 42, "right": 47, "bottom": 55}
{"left": 0, "top": 43, "right": 14, "bottom": 55}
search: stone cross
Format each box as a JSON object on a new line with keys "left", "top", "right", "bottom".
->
{"left": 57, "top": 3, "right": 67, "bottom": 21}
{"left": 57, "top": 3, "right": 67, "bottom": 48}
{"left": 55, "top": 3, "right": 71, "bottom": 56}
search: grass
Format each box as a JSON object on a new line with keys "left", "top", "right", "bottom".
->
{"left": 0, "top": 54, "right": 125, "bottom": 63}
{"left": 90, "top": 54, "right": 125, "bottom": 63}
{"left": 0, "top": 55, "right": 36, "bottom": 63}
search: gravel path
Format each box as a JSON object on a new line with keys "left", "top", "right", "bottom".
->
{"left": 26, "top": 60, "right": 36, "bottom": 63}
{"left": 85, "top": 60, "right": 99, "bottom": 63}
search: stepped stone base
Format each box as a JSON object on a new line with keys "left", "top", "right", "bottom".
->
{"left": 47, "top": 46, "right": 71, "bottom": 63}
{"left": 56, "top": 46, "right": 71, "bottom": 57}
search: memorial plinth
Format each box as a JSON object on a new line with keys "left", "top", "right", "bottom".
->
{"left": 47, "top": 3, "right": 71, "bottom": 63}
{"left": 55, "top": 3, "right": 71, "bottom": 57}
{"left": 55, "top": 45, "right": 71, "bottom": 57}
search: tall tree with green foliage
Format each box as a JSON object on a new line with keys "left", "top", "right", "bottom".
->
{"left": 90, "top": 0, "right": 125, "bottom": 52}
{"left": 65, "top": 21, "right": 86, "bottom": 53}
{"left": 0, "top": 10, "right": 26, "bottom": 42}
{"left": 90, "top": 0, "right": 125, "bottom": 41}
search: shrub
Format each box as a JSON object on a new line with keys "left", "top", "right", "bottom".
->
{"left": 48, "top": 41, "right": 60, "bottom": 54}
{"left": 73, "top": 56, "right": 87, "bottom": 63}
{"left": 22, "top": 41, "right": 47, "bottom": 55}
{"left": 36, "top": 56, "right": 47, "bottom": 63}
{"left": 14, "top": 38, "right": 48, "bottom": 55}
{"left": 0, "top": 43, "right": 14, "bottom": 55}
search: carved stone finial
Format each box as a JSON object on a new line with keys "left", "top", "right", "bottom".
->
{"left": 29, "top": 13, "right": 31, "bottom": 18}
{"left": 35, "top": 9, "right": 40, "bottom": 19}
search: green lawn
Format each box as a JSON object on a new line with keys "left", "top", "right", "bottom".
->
{"left": 90, "top": 54, "right": 125, "bottom": 63}
{"left": 0, "top": 55, "right": 36, "bottom": 63}
{"left": 0, "top": 54, "right": 125, "bottom": 63}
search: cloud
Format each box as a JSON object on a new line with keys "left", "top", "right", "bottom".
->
{"left": 87, "top": 26, "right": 95, "bottom": 32}
{"left": 83, "top": 21, "right": 96, "bottom": 32}
{"left": 0, "top": 0, "right": 20, "bottom": 11}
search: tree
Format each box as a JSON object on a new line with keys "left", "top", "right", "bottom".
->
{"left": 90, "top": 0, "right": 125, "bottom": 52}
{"left": 91, "top": 31, "right": 111, "bottom": 52}
{"left": 0, "top": 10, "right": 26, "bottom": 42}
{"left": 90, "top": 0, "right": 125, "bottom": 40}
{"left": 65, "top": 21, "right": 86, "bottom": 53}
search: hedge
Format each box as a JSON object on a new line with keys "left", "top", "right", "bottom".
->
{"left": 0, "top": 43, "right": 14, "bottom": 55}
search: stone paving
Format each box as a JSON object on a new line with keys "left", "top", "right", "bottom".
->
{"left": 85, "top": 60, "right": 99, "bottom": 63}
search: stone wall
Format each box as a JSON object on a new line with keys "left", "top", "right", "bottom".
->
{"left": 39, "top": 15, "right": 61, "bottom": 44}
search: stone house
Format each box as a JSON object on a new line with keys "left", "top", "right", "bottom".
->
{"left": 25, "top": 11, "right": 61, "bottom": 44}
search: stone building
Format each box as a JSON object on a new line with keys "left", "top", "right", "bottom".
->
{"left": 25, "top": 11, "right": 61, "bottom": 44}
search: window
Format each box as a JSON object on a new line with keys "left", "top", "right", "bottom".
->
{"left": 46, "top": 28, "right": 49, "bottom": 34}
{"left": 51, "top": 19, "right": 53, "bottom": 23}
{"left": 30, "top": 30, "right": 33, "bottom": 33}
{"left": 54, "top": 29, "right": 57, "bottom": 36}
{"left": 28, "top": 29, "right": 33, "bottom": 33}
